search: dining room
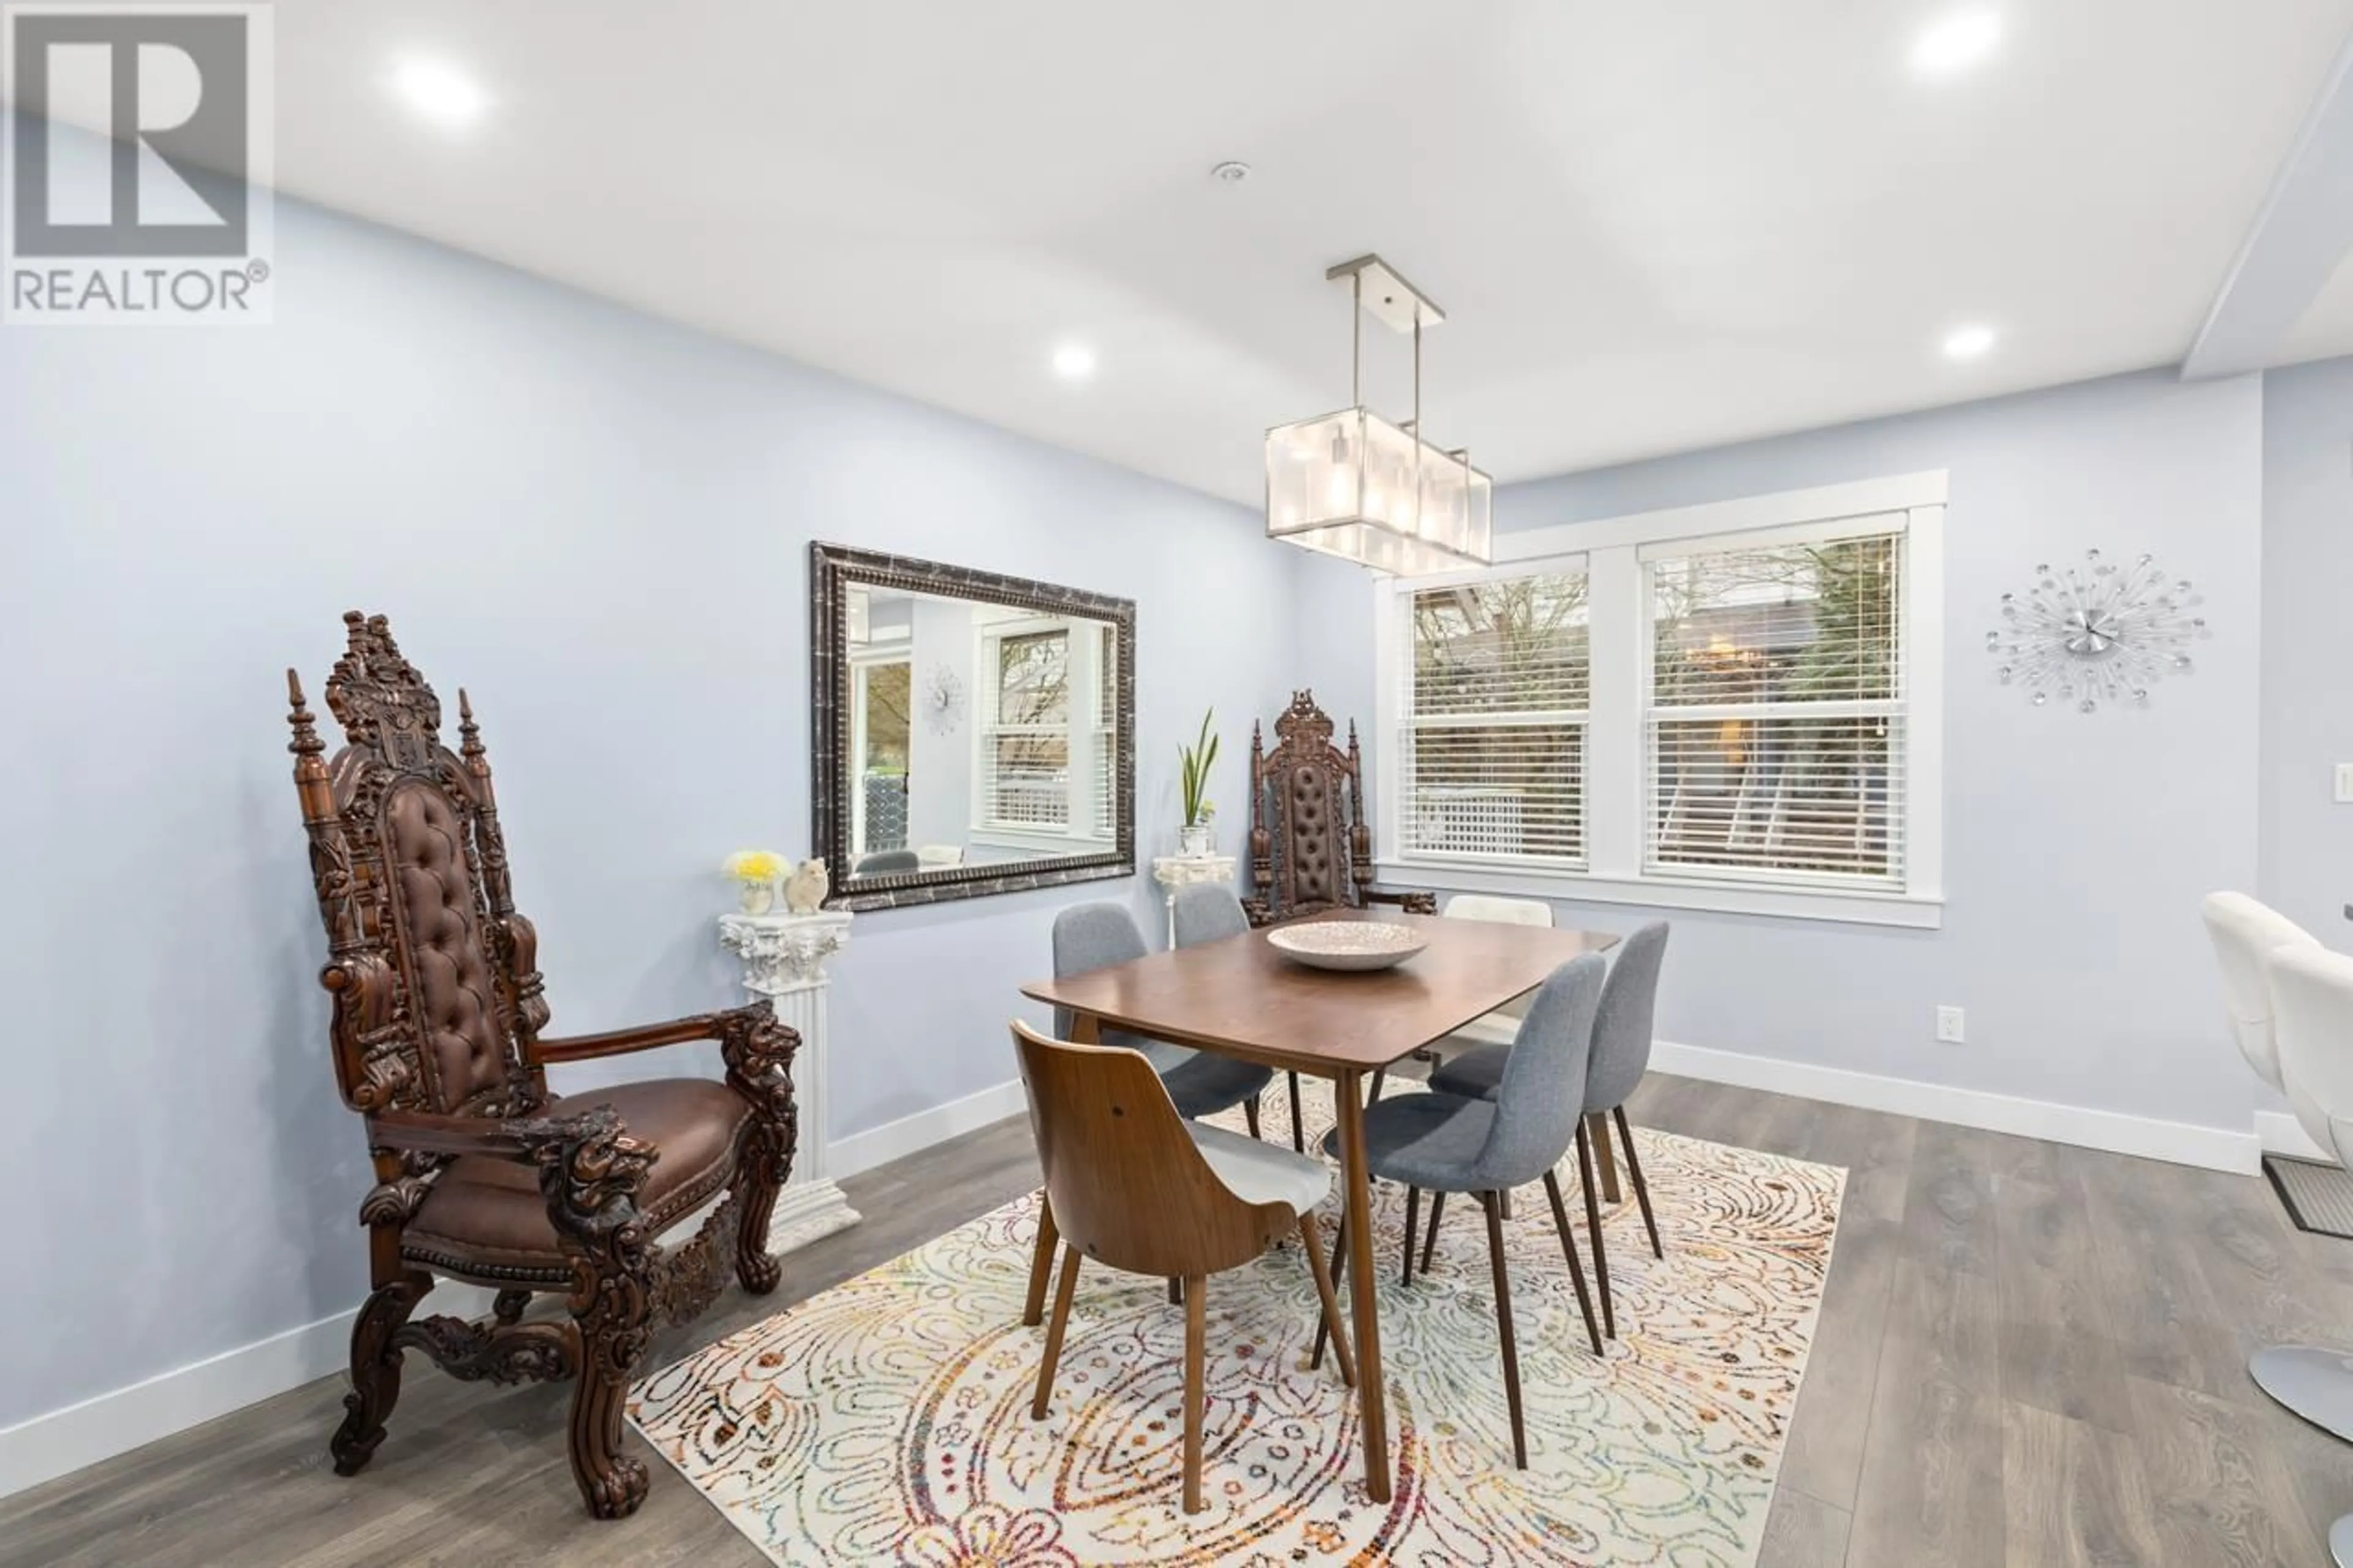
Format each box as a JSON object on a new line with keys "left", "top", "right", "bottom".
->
{"left": 8, "top": 4, "right": 2353, "bottom": 1566}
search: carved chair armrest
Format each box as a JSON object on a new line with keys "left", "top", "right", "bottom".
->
{"left": 531, "top": 1002, "right": 800, "bottom": 1173}
{"left": 531, "top": 1008, "right": 752, "bottom": 1066}
{"left": 1362, "top": 886, "right": 1439, "bottom": 915}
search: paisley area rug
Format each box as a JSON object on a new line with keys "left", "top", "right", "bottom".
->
{"left": 630, "top": 1092, "right": 1844, "bottom": 1566}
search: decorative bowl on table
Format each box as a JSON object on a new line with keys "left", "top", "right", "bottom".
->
{"left": 1266, "top": 920, "right": 1427, "bottom": 972}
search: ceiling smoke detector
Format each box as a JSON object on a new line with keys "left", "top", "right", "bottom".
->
{"left": 1210, "top": 161, "right": 1252, "bottom": 184}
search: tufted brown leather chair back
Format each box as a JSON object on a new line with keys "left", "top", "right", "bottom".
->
{"left": 1246, "top": 691, "right": 1376, "bottom": 921}
{"left": 289, "top": 613, "right": 550, "bottom": 1121}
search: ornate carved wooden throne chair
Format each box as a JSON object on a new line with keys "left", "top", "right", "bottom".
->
{"left": 283, "top": 612, "right": 799, "bottom": 1520}
{"left": 1242, "top": 690, "right": 1436, "bottom": 928}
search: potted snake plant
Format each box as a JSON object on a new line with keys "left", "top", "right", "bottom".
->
{"left": 1178, "top": 709, "right": 1218, "bottom": 857}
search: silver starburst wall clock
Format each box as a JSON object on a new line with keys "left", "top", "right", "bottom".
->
{"left": 1986, "top": 549, "right": 2208, "bottom": 712}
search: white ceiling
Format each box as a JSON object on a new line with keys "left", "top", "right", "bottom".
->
{"left": 251, "top": 2, "right": 2353, "bottom": 501}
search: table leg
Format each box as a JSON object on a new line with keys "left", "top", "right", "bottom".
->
{"left": 1333, "top": 1067, "right": 1392, "bottom": 1502}
{"left": 1589, "top": 1112, "right": 1623, "bottom": 1205}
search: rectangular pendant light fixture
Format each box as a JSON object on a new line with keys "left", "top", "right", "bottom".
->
{"left": 1265, "top": 255, "right": 1492, "bottom": 575}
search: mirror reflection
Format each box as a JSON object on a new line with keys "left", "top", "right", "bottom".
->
{"left": 845, "top": 584, "right": 1123, "bottom": 876}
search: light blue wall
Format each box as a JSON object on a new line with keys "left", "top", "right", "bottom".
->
{"left": 0, "top": 196, "right": 1293, "bottom": 1430}
{"left": 1306, "top": 370, "right": 2272, "bottom": 1135}
{"left": 2259, "top": 356, "right": 2353, "bottom": 941}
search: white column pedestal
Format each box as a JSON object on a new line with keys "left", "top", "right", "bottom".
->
{"left": 1151, "top": 852, "right": 1238, "bottom": 946}
{"left": 719, "top": 911, "right": 862, "bottom": 1255}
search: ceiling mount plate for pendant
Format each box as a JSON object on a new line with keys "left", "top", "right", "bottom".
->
{"left": 1325, "top": 254, "right": 1444, "bottom": 335}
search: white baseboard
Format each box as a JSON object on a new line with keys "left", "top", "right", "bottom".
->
{"left": 0, "top": 1281, "right": 498, "bottom": 1504}
{"left": 831, "top": 1079, "right": 1028, "bottom": 1180}
{"left": 2255, "top": 1111, "right": 2333, "bottom": 1163}
{"left": 1649, "top": 1040, "right": 2264, "bottom": 1176}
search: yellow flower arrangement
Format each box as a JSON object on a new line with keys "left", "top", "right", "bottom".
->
{"left": 722, "top": 850, "right": 786, "bottom": 885}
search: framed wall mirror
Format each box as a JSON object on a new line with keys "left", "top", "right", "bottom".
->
{"left": 811, "top": 543, "right": 1136, "bottom": 912}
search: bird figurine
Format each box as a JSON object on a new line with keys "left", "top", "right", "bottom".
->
{"left": 783, "top": 857, "right": 830, "bottom": 915}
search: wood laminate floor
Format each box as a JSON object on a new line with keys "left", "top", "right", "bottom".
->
{"left": 6, "top": 1076, "right": 2351, "bottom": 1566}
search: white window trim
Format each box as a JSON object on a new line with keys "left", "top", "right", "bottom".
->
{"left": 1373, "top": 470, "right": 1946, "bottom": 931}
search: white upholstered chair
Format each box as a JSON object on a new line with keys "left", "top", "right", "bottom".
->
{"left": 2202, "top": 891, "right": 2321, "bottom": 1096}
{"left": 2264, "top": 942, "right": 2353, "bottom": 1566}
{"left": 1439, "top": 894, "right": 1556, "bottom": 1050}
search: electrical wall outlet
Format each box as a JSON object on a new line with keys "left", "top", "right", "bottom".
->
{"left": 1935, "top": 1005, "right": 1966, "bottom": 1043}
{"left": 2335, "top": 763, "right": 2353, "bottom": 804}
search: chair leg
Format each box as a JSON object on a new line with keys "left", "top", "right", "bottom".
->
{"left": 1401, "top": 1187, "right": 1422, "bottom": 1287}
{"left": 1311, "top": 1208, "right": 1348, "bottom": 1371}
{"left": 567, "top": 1244, "right": 656, "bottom": 1520}
{"left": 1297, "top": 1213, "right": 1356, "bottom": 1388}
{"left": 1421, "top": 1191, "right": 1446, "bottom": 1277}
{"left": 1182, "top": 1273, "right": 1208, "bottom": 1514}
{"left": 1021, "top": 1193, "right": 1059, "bottom": 1328}
{"left": 1368, "top": 1068, "right": 1386, "bottom": 1105}
{"left": 1542, "top": 1171, "right": 1606, "bottom": 1356}
{"left": 1245, "top": 1094, "right": 1262, "bottom": 1142}
{"left": 1031, "top": 1244, "right": 1083, "bottom": 1420}
{"left": 1480, "top": 1191, "right": 1529, "bottom": 1469}
{"left": 1575, "top": 1121, "right": 1616, "bottom": 1340}
{"left": 1169, "top": 1277, "right": 1183, "bottom": 1305}
{"left": 732, "top": 1132, "right": 789, "bottom": 1297}
{"left": 1614, "top": 1105, "right": 1664, "bottom": 1259}
{"left": 329, "top": 1270, "right": 433, "bottom": 1476}
{"left": 1287, "top": 1072, "right": 1305, "bottom": 1153}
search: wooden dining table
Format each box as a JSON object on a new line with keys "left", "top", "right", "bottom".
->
{"left": 1019, "top": 906, "right": 1617, "bottom": 1502}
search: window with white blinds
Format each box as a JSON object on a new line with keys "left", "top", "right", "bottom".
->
{"left": 1399, "top": 572, "right": 1591, "bottom": 864}
{"left": 1373, "top": 474, "right": 1943, "bottom": 926}
{"left": 1645, "top": 529, "right": 1903, "bottom": 886}
{"left": 980, "top": 628, "right": 1070, "bottom": 830}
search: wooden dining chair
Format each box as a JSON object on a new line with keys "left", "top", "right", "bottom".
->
{"left": 1312, "top": 954, "right": 1608, "bottom": 1468}
{"left": 1010, "top": 1021, "right": 1355, "bottom": 1513}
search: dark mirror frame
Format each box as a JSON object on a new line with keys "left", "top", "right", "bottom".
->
{"left": 811, "top": 542, "right": 1137, "bottom": 912}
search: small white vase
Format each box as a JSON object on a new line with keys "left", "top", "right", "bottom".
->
{"left": 738, "top": 881, "right": 776, "bottom": 915}
{"left": 1179, "top": 823, "right": 1214, "bottom": 858}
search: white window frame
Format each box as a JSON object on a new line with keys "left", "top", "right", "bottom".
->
{"left": 1374, "top": 471, "right": 1946, "bottom": 929}
{"left": 971, "top": 613, "right": 1109, "bottom": 854}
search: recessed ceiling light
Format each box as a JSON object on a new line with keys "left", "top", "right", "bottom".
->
{"left": 392, "top": 59, "right": 489, "bottom": 127}
{"left": 1052, "top": 344, "right": 1097, "bottom": 381}
{"left": 1912, "top": 9, "right": 2001, "bottom": 74}
{"left": 1943, "top": 324, "right": 1996, "bottom": 360}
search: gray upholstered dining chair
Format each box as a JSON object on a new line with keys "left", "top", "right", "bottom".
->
{"left": 1428, "top": 920, "right": 1670, "bottom": 1338}
{"left": 1011, "top": 1021, "right": 1354, "bottom": 1514}
{"left": 1054, "top": 901, "right": 1276, "bottom": 1131}
{"left": 855, "top": 848, "right": 920, "bottom": 874}
{"left": 1171, "top": 882, "right": 1309, "bottom": 1151}
{"left": 1309, "top": 953, "right": 1609, "bottom": 1468}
